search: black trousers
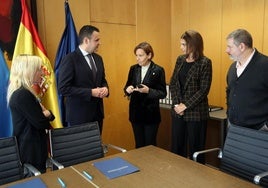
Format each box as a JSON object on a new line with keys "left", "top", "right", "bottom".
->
{"left": 131, "top": 122, "right": 159, "bottom": 148}
{"left": 171, "top": 116, "right": 207, "bottom": 164}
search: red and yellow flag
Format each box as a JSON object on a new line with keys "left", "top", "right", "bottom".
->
{"left": 13, "top": 0, "right": 62, "bottom": 128}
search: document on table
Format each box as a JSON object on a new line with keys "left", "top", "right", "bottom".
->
{"left": 7, "top": 178, "right": 47, "bottom": 188}
{"left": 93, "top": 157, "right": 140, "bottom": 179}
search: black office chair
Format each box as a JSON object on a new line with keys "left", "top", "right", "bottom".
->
{"left": 193, "top": 125, "right": 268, "bottom": 187}
{"left": 0, "top": 136, "right": 41, "bottom": 186}
{"left": 47, "top": 121, "right": 126, "bottom": 170}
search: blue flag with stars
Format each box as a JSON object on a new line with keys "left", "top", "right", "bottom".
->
{"left": 55, "top": 1, "right": 79, "bottom": 126}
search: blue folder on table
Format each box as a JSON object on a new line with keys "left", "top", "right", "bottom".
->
{"left": 7, "top": 178, "right": 47, "bottom": 188}
{"left": 93, "top": 157, "right": 139, "bottom": 179}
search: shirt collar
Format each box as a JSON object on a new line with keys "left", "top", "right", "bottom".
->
{"left": 236, "top": 48, "right": 255, "bottom": 69}
{"left": 79, "top": 46, "right": 89, "bottom": 57}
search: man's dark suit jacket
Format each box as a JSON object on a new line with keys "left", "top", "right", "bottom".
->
{"left": 58, "top": 48, "right": 109, "bottom": 125}
{"left": 124, "top": 61, "right": 167, "bottom": 124}
{"left": 170, "top": 55, "right": 212, "bottom": 121}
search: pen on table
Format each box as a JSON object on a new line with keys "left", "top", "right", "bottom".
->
{"left": 83, "top": 170, "right": 93, "bottom": 180}
{"left": 57, "top": 177, "right": 66, "bottom": 188}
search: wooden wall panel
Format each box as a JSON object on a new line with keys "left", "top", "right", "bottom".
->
{"left": 91, "top": 22, "right": 136, "bottom": 150}
{"left": 136, "top": 0, "right": 172, "bottom": 80}
{"left": 89, "top": 0, "right": 137, "bottom": 150}
{"left": 171, "top": 0, "right": 190, "bottom": 67}
{"left": 188, "top": 0, "right": 222, "bottom": 106}
{"left": 90, "top": 0, "right": 136, "bottom": 25}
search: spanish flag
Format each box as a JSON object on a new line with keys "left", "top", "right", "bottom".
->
{"left": 13, "top": 0, "right": 62, "bottom": 128}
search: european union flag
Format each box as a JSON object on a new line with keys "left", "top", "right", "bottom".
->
{"left": 55, "top": 1, "right": 79, "bottom": 126}
{"left": 0, "top": 49, "right": 12, "bottom": 137}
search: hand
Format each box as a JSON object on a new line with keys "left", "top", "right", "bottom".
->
{"left": 133, "top": 84, "right": 149, "bottom": 93}
{"left": 98, "top": 87, "right": 109, "bottom": 98}
{"left": 40, "top": 103, "right": 51, "bottom": 117}
{"left": 92, "top": 87, "right": 109, "bottom": 98}
{"left": 126, "top": 85, "right": 135, "bottom": 94}
{"left": 174, "top": 103, "right": 187, "bottom": 114}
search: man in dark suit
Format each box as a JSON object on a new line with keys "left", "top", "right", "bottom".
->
{"left": 58, "top": 25, "right": 109, "bottom": 133}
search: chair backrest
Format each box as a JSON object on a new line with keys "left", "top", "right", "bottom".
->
{"left": 49, "top": 121, "right": 104, "bottom": 168}
{"left": 0, "top": 136, "right": 23, "bottom": 185}
{"left": 221, "top": 125, "right": 268, "bottom": 186}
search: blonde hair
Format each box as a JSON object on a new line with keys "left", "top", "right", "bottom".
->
{"left": 7, "top": 55, "right": 43, "bottom": 103}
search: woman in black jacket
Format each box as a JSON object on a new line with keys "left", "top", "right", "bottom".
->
{"left": 124, "top": 42, "right": 167, "bottom": 148}
{"left": 7, "top": 55, "right": 54, "bottom": 173}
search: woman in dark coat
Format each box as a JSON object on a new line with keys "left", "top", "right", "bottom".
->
{"left": 7, "top": 55, "right": 54, "bottom": 173}
{"left": 124, "top": 42, "right": 167, "bottom": 148}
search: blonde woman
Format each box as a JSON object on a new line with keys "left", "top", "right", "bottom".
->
{"left": 7, "top": 55, "right": 54, "bottom": 174}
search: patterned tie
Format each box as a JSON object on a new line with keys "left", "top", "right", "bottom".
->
{"left": 87, "top": 54, "right": 97, "bottom": 81}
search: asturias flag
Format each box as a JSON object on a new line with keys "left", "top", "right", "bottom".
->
{"left": 12, "top": 0, "right": 62, "bottom": 128}
{"left": 0, "top": 49, "right": 12, "bottom": 137}
{"left": 55, "top": 1, "right": 79, "bottom": 126}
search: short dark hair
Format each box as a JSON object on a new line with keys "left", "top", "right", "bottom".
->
{"left": 181, "top": 30, "right": 204, "bottom": 60}
{"left": 226, "top": 29, "right": 253, "bottom": 48}
{"left": 134, "top": 42, "right": 154, "bottom": 59}
{"left": 78, "top": 25, "right": 99, "bottom": 44}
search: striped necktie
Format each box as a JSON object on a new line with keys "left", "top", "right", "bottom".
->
{"left": 87, "top": 54, "right": 97, "bottom": 80}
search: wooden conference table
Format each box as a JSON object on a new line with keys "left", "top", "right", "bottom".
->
{"left": 3, "top": 146, "right": 258, "bottom": 188}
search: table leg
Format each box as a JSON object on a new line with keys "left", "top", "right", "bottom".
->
{"left": 220, "top": 120, "right": 227, "bottom": 148}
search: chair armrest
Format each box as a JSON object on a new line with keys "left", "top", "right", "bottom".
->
{"left": 104, "top": 144, "right": 127, "bottom": 153}
{"left": 23, "top": 163, "right": 41, "bottom": 176}
{"left": 46, "top": 157, "right": 64, "bottom": 170}
{"left": 193, "top": 148, "right": 221, "bottom": 162}
{"left": 254, "top": 171, "right": 268, "bottom": 185}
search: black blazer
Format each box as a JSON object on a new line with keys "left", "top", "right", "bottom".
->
{"left": 124, "top": 61, "right": 167, "bottom": 124}
{"left": 58, "top": 48, "right": 109, "bottom": 125}
{"left": 170, "top": 55, "right": 212, "bottom": 121}
{"left": 9, "top": 87, "right": 52, "bottom": 172}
